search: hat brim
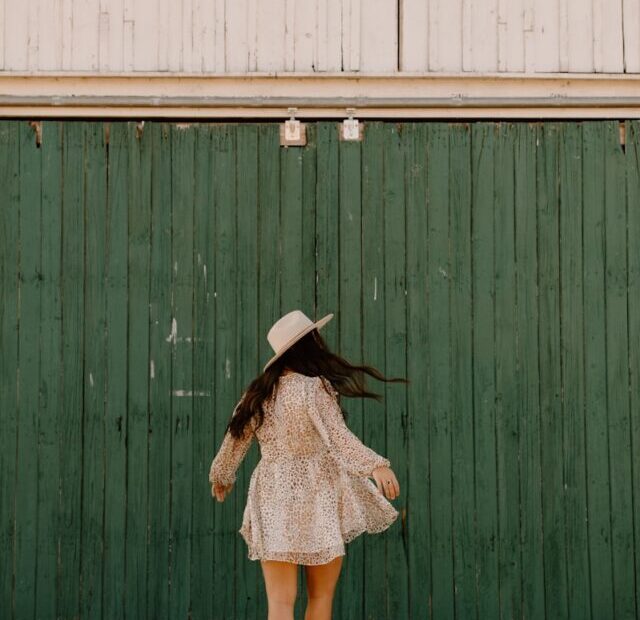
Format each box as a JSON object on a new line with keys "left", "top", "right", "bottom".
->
{"left": 263, "top": 313, "right": 334, "bottom": 372}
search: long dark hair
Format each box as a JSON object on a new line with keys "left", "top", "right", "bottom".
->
{"left": 225, "top": 326, "right": 409, "bottom": 440}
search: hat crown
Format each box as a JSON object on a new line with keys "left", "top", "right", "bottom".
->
{"left": 267, "top": 310, "right": 314, "bottom": 354}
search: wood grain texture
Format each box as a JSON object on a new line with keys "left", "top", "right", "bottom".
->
{"left": 0, "top": 121, "right": 19, "bottom": 620}
{"left": 0, "top": 119, "right": 638, "bottom": 619}
{"left": 1, "top": 0, "right": 638, "bottom": 73}
{"left": 626, "top": 120, "right": 640, "bottom": 620}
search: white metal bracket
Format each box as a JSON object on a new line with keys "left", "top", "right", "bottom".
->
{"left": 340, "top": 107, "right": 363, "bottom": 141}
{"left": 280, "top": 107, "right": 307, "bottom": 146}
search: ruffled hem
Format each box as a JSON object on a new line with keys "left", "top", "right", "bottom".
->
{"left": 238, "top": 533, "right": 346, "bottom": 565}
{"left": 238, "top": 473, "right": 399, "bottom": 566}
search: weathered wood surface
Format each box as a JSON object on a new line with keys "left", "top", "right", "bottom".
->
{"left": 1, "top": 0, "right": 639, "bottom": 73}
{"left": 0, "top": 119, "right": 639, "bottom": 619}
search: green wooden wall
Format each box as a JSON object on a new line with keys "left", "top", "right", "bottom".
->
{"left": 1, "top": 119, "right": 639, "bottom": 620}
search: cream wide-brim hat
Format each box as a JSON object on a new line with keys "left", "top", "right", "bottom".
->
{"left": 263, "top": 309, "right": 334, "bottom": 372}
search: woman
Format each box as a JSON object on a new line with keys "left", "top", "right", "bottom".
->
{"left": 209, "top": 309, "right": 406, "bottom": 620}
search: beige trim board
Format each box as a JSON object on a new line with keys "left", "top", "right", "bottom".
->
{"left": 2, "top": 106, "right": 640, "bottom": 119}
{"left": 0, "top": 72, "right": 639, "bottom": 118}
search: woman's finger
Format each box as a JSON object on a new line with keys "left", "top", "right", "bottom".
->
{"left": 372, "top": 472, "right": 384, "bottom": 495}
{"left": 388, "top": 481, "right": 397, "bottom": 500}
{"left": 213, "top": 484, "right": 225, "bottom": 502}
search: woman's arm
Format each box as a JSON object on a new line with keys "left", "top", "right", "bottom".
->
{"left": 307, "top": 376, "right": 390, "bottom": 478}
{"left": 208, "top": 393, "right": 254, "bottom": 488}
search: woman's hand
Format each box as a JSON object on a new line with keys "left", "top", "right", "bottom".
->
{"left": 212, "top": 482, "right": 233, "bottom": 502}
{"left": 371, "top": 466, "right": 400, "bottom": 500}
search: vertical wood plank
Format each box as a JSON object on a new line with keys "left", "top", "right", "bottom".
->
{"left": 625, "top": 120, "right": 640, "bottom": 619}
{"left": 256, "top": 0, "right": 285, "bottom": 71}
{"left": 0, "top": 121, "right": 20, "bottom": 619}
{"left": 494, "top": 122, "right": 521, "bottom": 619}
{"left": 71, "top": 0, "right": 99, "bottom": 69}
{"left": 284, "top": 0, "right": 295, "bottom": 70}
{"left": 38, "top": 0, "right": 62, "bottom": 69}
{"left": 449, "top": 122, "right": 476, "bottom": 620}
{"left": 466, "top": 0, "right": 498, "bottom": 71}
{"left": 214, "top": 0, "right": 225, "bottom": 71}
{"left": 254, "top": 123, "right": 282, "bottom": 613}
{"left": 361, "top": 122, "right": 387, "bottom": 618}
{"left": 80, "top": 121, "right": 107, "bottom": 620}
{"left": 301, "top": 126, "right": 317, "bottom": 316}
{"left": 426, "top": 122, "right": 454, "bottom": 618}
{"left": 315, "top": 122, "right": 339, "bottom": 322}
{"left": 399, "top": 0, "right": 428, "bottom": 71}
{"left": 582, "top": 121, "right": 615, "bottom": 618}
{"left": 27, "top": 0, "right": 38, "bottom": 69}
{"left": 603, "top": 120, "right": 635, "bottom": 618}
{"left": 102, "top": 122, "right": 128, "bottom": 620}
{"left": 166, "top": 0, "right": 182, "bottom": 71}
{"left": 324, "top": 0, "right": 343, "bottom": 70}
{"left": 405, "top": 121, "right": 433, "bottom": 619}
{"left": 280, "top": 140, "right": 305, "bottom": 309}
{"left": 430, "top": 0, "right": 463, "bottom": 71}
{"left": 168, "top": 124, "right": 195, "bottom": 619}
{"left": 567, "top": 0, "right": 594, "bottom": 71}
{"left": 383, "top": 122, "right": 409, "bottom": 619}
{"left": 14, "top": 121, "right": 43, "bottom": 617}
{"left": 102, "top": 0, "right": 123, "bottom": 71}
{"left": 61, "top": 0, "right": 73, "bottom": 69}
{"left": 123, "top": 2, "right": 134, "bottom": 71}
{"left": 225, "top": 0, "right": 249, "bottom": 72}
{"left": 57, "top": 121, "right": 85, "bottom": 620}
{"left": 246, "top": 0, "right": 257, "bottom": 70}
{"left": 593, "top": 0, "right": 624, "bottom": 72}
{"left": 181, "top": 0, "right": 193, "bottom": 71}
{"left": 233, "top": 123, "right": 262, "bottom": 618}
{"left": 503, "top": 0, "right": 525, "bottom": 71}
{"left": 0, "top": 0, "right": 4, "bottom": 68}
{"left": 3, "top": 1, "right": 28, "bottom": 69}
{"left": 134, "top": 0, "right": 159, "bottom": 70}
{"left": 157, "top": 0, "right": 170, "bottom": 70}
{"left": 191, "top": 123, "right": 215, "bottom": 620}
{"left": 470, "top": 122, "right": 499, "bottom": 619}
{"left": 198, "top": 0, "right": 216, "bottom": 71}
{"left": 211, "top": 124, "right": 238, "bottom": 617}
{"left": 559, "top": 122, "right": 591, "bottom": 619}
{"left": 623, "top": 0, "right": 640, "bottom": 71}
{"left": 534, "top": 0, "right": 560, "bottom": 71}
{"left": 559, "top": 0, "right": 569, "bottom": 71}
{"left": 360, "top": 0, "right": 397, "bottom": 71}
{"left": 147, "top": 122, "right": 172, "bottom": 620}
{"left": 537, "top": 122, "right": 569, "bottom": 619}
{"left": 126, "top": 120, "right": 152, "bottom": 619}
{"left": 294, "top": 0, "right": 316, "bottom": 71}
{"left": 343, "top": 0, "right": 360, "bottom": 70}
{"left": 523, "top": 0, "right": 535, "bottom": 72}
{"left": 514, "top": 121, "right": 545, "bottom": 620}
{"left": 98, "top": 7, "right": 109, "bottom": 71}
{"left": 333, "top": 132, "right": 364, "bottom": 620}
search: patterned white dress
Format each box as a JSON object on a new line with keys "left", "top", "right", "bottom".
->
{"left": 208, "top": 372, "right": 399, "bottom": 565}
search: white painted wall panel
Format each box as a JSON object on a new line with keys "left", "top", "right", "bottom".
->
{"left": 0, "top": 0, "right": 639, "bottom": 73}
{"left": 624, "top": 0, "right": 640, "bottom": 71}
{"left": 360, "top": 0, "right": 397, "bottom": 71}
{"left": 567, "top": 0, "right": 593, "bottom": 72}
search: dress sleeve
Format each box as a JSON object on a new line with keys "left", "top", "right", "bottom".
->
{"left": 208, "top": 392, "right": 254, "bottom": 487}
{"left": 307, "top": 376, "right": 391, "bottom": 478}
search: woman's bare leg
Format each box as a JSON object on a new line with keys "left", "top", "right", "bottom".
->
{"left": 303, "top": 554, "right": 344, "bottom": 620}
{"left": 260, "top": 559, "right": 299, "bottom": 620}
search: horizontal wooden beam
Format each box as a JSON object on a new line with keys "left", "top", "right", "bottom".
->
{"left": 1, "top": 72, "right": 639, "bottom": 118}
